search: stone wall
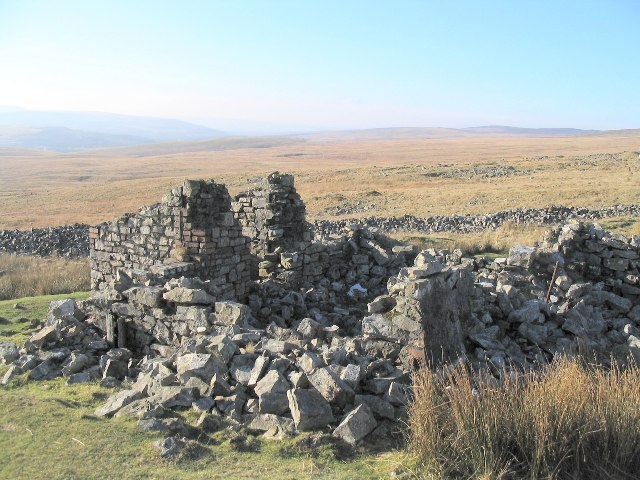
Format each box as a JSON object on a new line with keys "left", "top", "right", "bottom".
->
{"left": 0, "top": 224, "right": 88, "bottom": 257}
{"left": 89, "top": 180, "right": 251, "bottom": 300}
{"left": 232, "top": 172, "right": 310, "bottom": 277}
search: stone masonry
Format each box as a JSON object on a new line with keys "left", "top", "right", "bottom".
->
{"left": 89, "top": 179, "right": 251, "bottom": 300}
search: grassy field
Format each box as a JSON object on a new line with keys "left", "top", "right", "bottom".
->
{"left": 0, "top": 132, "right": 639, "bottom": 229}
{"left": 0, "top": 378, "right": 412, "bottom": 480}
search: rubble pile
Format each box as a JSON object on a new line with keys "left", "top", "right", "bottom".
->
{"left": 2, "top": 173, "right": 640, "bottom": 453}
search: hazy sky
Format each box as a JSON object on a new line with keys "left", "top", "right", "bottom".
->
{"left": 0, "top": 0, "right": 638, "bottom": 131}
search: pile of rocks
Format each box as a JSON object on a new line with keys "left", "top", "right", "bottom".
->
{"left": 2, "top": 278, "right": 412, "bottom": 447}
{"left": 0, "top": 224, "right": 89, "bottom": 257}
{"left": 365, "top": 221, "right": 640, "bottom": 370}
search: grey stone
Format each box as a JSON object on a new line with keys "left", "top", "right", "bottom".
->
{"left": 362, "top": 314, "right": 409, "bottom": 343}
{"left": 307, "top": 367, "right": 355, "bottom": 408}
{"left": 507, "top": 245, "right": 536, "bottom": 268}
{"left": 248, "top": 413, "right": 295, "bottom": 434}
{"left": 192, "top": 396, "right": 215, "bottom": 412}
{"left": 339, "top": 364, "right": 363, "bottom": 389}
{"left": 287, "top": 388, "right": 335, "bottom": 431}
{"left": 62, "top": 352, "right": 91, "bottom": 376}
{"left": 296, "top": 318, "right": 321, "bottom": 339}
{"left": 1, "top": 365, "right": 21, "bottom": 386}
{"left": 163, "top": 287, "right": 214, "bottom": 305}
{"left": 95, "top": 389, "right": 144, "bottom": 417}
{"left": 66, "top": 372, "right": 93, "bottom": 384}
{"left": 126, "top": 286, "right": 164, "bottom": 308}
{"left": 566, "top": 282, "right": 592, "bottom": 300}
{"left": 254, "top": 370, "right": 290, "bottom": 415}
{"left": 196, "top": 412, "right": 224, "bottom": 432}
{"left": 102, "top": 359, "right": 128, "bottom": 379}
{"left": 214, "top": 301, "right": 250, "bottom": 326}
{"left": 153, "top": 436, "right": 187, "bottom": 459}
{"left": 176, "top": 353, "right": 224, "bottom": 384}
{"left": 138, "top": 417, "right": 189, "bottom": 436}
{"left": 262, "top": 339, "right": 296, "bottom": 354}
{"left": 355, "top": 394, "right": 395, "bottom": 420}
{"left": 25, "top": 325, "right": 58, "bottom": 350}
{"left": 468, "top": 325, "right": 503, "bottom": 350}
{"left": 115, "top": 398, "right": 167, "bottom": 420}
{"left": 508, "top": 301, "right": 544, "bottom": 324}
{"left": 209, "top": 335, "right": 238, "bottom": 364}
{"left": 248, "top": 355, "right": 270, "bottom": 387}
{"left": 367, "top": 295, "right": 396, "bottom": 314}
{"left": 385, "top": 382, "right": 411, "bottom": 406}
{"left": 298, "top": 351, "right": 324, "bottom": 373}
{"left": 29, "top": 360, "right": 59, "bottom": 380}
{"left": 332, "top": 403, "right": 377, "bottom": 445}
{"left": 562, "top": 301, "right": 607, "bottom": 338}
{"left": 0, "top": 342, "right": 19, "bottom": 364}
{"left": 517, "top": 323, "right": 549, "bottom": 346}
{"left": 157, "top": 386, "right": 198, "bottom": 408}
{"left": 407, "top": 263, "right": 444, "bottom": 279}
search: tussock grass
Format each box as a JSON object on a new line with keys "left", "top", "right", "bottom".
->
{"left": 408, "top": 357, "right": 640, "bottom": 479}
{"left": 0, "top": 254, "right": 90, "bottom": 300}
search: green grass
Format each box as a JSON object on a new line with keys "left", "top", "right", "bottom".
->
{"left": 0, "top": 379, "right": 410, "bottom": 480}
{"left": 0, "top": 292, "right": 90, "bottom": 345}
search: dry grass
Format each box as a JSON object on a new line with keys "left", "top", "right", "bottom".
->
{"left": 0, "top": 133, "right": 639, "bottom": 229}
{"left": 0, "top": 254, "right": 90, "bottom": 300}
{"left": 392, "top": 222, "right": 551, "bottom": 256}
{"left": 408, "top": 357, "right": 640, "bottom": 479}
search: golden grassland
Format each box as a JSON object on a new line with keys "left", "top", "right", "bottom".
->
{"left": 0, "top": 254, "right": 89, "bottom": 301}
{"left": 0, "top": 132, "right": 639, "bottom": 229}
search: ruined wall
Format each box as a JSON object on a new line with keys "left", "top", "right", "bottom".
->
{"left": 89, "top": 180, "right": 251, "bottom": 300}
{"left": 367, "top": 221, "right": 640, "bottom": 370}
{"left": 546, "top": 222, "right": 640, "bottom": 299}
{"left": 232, "top": 172, "right": 310, "bottom": 276}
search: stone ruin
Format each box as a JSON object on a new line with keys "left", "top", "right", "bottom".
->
{"left": 2, "top": 172, "right": 640, "bottom": 454}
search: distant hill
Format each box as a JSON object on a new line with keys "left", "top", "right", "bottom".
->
{"left": 0, "top": 108, "right": 226, "bottom": 151}
{"left": 462, "top": 125, "right": 599, "bottom": 136}
{"left": 294, "top": 126, "right": 602, "bottom": 142}
{"left": 87, "top": 135, "right": 306, "bottom": 157}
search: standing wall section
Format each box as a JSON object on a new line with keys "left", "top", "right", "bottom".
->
{"left": 89, "top": 180, "right": 250, "bottom": 300}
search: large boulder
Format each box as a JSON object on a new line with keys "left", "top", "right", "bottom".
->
{"left": 287, "top": 388, "right": 334, "bottom": 431}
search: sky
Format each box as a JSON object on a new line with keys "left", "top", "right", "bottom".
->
{"left": 0, "top": 0, "right": 638, "bottom": 132}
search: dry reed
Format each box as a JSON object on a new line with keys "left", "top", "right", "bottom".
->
{"left": 408, "top": 357, "right": 640, "bottom": 479}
